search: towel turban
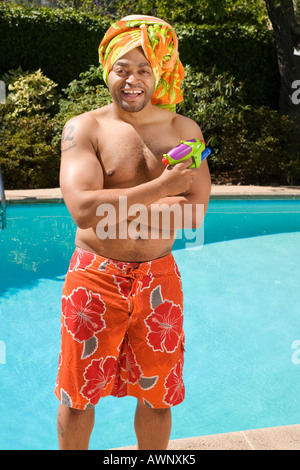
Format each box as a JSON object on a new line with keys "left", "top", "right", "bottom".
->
{"left": 98, "top": 15, "right": 184, "bottom": 112}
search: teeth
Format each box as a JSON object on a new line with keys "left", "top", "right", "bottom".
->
{"left": 123, "top": 90, "right": 142, "bottom": 94}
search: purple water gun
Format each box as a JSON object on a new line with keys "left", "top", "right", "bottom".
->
{"left": 162, "top": 138, "right": 211, "bottom": 168}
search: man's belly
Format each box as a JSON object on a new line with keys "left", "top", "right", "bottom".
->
{"left": 74, "top": 225, "right": 176, "bottom": 262}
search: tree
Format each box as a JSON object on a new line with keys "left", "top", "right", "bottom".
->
{"left": 264, "top": 0, "right": 300, "bottom": 131}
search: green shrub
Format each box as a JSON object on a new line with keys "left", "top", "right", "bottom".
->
{"left": 178, "top": 66, "right": 300, "bottom": 185}
{"left": 176, "top": 23, "right": 279, "bottom": 108}
{"left": 0, "top": 3, "right": 279, "bottom": 108}
{"left": 0, "top": 67, "right": 60, "bottom": 189}
{"left": 7, "top": 68, "right": 58, "bottom": 117}
{"left": 0, "top": 4, "right": 111, "bottom": 89}
{"left": 51, "top": 65, "right": 112, "bottom": 152}
{"left": 1, "top": 66, "right": 26, "bottom": 87}
{"left": 1, "top": 63, "right": 298, "bottom": 190}
{"left": 179, "top": 65, "right": 247, "bottom": 145}
{"left": 0, "top": 106, "right": 59, "bottom": 189}
{"left": 113, "top": 0, "right": 268, "bottom": 26}
{"left": 218, "top": 107, "right": 300, "bottom": 185}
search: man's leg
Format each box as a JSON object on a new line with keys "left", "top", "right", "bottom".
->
{"left": 134, "top": 400, "right": 171, "bottom": 450}
{"left": 57, "top": 403, "right": 95, "bottom": 450}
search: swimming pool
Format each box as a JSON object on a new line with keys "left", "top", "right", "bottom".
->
{"left": 0, "top": 199, "right": 300, "bottom": 450}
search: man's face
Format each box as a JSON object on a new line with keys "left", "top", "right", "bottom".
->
{"left": 107, "top": 47, "right": 156, "bottom": 113}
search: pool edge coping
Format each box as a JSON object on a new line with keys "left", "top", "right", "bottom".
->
{"left": 4, "top": 185, "right": 300, "bottom": 204}
{"left": 112, "top": 423, "right": 300, "bottom": 450}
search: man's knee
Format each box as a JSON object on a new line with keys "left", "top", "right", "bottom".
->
{"left": 152, "top": 407, "right": 171, "bottom": 416}
{"left": 57, "top": 403, "right": 95, "bottom": 421}
{"left": 137, "top": 400, "right": 171, "bottom": 416}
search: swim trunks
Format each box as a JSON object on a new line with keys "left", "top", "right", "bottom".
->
{"left": 55, "top": 247, "right": 185, "bottom": 410}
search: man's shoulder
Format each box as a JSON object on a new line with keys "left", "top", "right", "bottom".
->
{"left": 64, "top": 105, "right": 112, "bottom": 130}
{"left": 172, "top": 112, "right": 198, "bottom": 127}
{"left": 154, "top": 107, "right": 198, "bottom": 126}
{"left": 172, "top": 112, "right": 202, "bottom": 137}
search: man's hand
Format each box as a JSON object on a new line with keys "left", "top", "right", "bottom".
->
{"left": 157, "top": 158, "right": 199, "bottom": 197}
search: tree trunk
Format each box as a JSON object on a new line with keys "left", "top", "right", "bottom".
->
{"left": 265, "top": 0, "right": 300, "bottom": 130}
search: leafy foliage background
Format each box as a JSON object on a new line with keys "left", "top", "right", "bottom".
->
{"left": 0, "top": 1, "right": 299, "bottom": 188}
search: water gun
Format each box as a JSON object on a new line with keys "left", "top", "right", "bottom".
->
{"left": 162, "top": 138, "right": 211, "bottom": 168}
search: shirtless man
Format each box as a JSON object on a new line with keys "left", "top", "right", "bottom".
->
{"left": 55, "top": 16, "right": 211, "bottom": 451}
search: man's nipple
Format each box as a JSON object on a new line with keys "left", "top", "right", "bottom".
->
{"left": 107, "top": 170, "right": 114, "bottom": 176}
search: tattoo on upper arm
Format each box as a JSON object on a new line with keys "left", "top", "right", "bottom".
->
{"left": 61, "top": 124, "right": 77, "bottom": 153}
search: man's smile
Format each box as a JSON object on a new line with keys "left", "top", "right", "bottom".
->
{"left": 121, "top": 88, "right": 144, "bottom": 99}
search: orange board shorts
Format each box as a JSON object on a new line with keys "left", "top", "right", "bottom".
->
{"left": 55, "top": 247, "right": 185, "bottom": 410}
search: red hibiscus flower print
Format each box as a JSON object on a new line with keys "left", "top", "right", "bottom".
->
{"left": 137, "top": 264, "right": 153, "bottom": 292}
{"left": 111, "top": 361, "right": 127, "bottom": 398}
{"left": 163, "top": 357, "right": 185, "bottom": 406}
{"left": 145, "top": 300, "right": 183, "bottom": 353}
{"left": 120, "top": 335, "right": 143, "bottom": 384}
{"left": 69, "top": 248, "right": 95, "bottom": 272}
{"left": 114, "top": 275, "right": 131, "bottom": 297}
{"left": 62, "top": 287, "right": 106, "bottom": 342}
{"left": 137, "top": 274, "right": 153, "bottom": 293}
{"left": 80, "top": 356, "right": 117, "bottom": 405}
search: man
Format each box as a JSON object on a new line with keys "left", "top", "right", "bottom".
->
{"left": 55, "top": 15, "right": 211, "bottom": 450}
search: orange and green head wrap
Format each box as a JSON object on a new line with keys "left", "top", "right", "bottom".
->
{"left": 98, "top": 15, "right": 185, "bottom": 112}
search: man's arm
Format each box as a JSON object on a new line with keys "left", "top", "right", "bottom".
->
{"left": 142, "top": 117, "right": 211, "bottom": 230}
{"left": 59, "top": 115, "right": 199, "bottom": 229}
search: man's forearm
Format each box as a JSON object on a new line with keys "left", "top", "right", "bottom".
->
{"left": 73, "top": 177, "right": 169, "bottom": 229}
{"left": 127, "top": 194, "right": 205, "bottom": 233}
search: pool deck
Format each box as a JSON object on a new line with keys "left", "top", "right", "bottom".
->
{"left": 4, "top": 184, "right": 300, "bottom": 203}
{"left": 112, "top": 424, "right": 300, "bottom": 451}
{"left": 4, "top": 184, "right": 300, "bottom": 450}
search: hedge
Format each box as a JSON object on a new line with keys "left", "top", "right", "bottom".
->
{"left": 0, "top": 4, "right": 279, "bottom": 108}
{"left": 176, "top": 23, "right": 280, "bottom": 108}
{"left": 0, "top": 5, "right": 110, "bottom": 89}
{"left": 1, "top": 64, "right": 299, "bottom": 190}
{"left": 0, "top": 110, "right": 59, "bottom": 189}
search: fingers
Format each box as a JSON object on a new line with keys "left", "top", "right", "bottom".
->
{"left": 166, "top": 158, "right": 194, "bottom": 171}
{"left": 174, "top": 158, "right": 193, "bottom": 170}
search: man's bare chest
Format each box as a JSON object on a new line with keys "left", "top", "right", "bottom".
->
{"left": 98, "top": 125, "right": 174, "bottom": 188}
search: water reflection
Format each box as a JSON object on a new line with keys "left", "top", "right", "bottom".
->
{"left": 0, "top": 204, "right": 76, "bottom": 294}
{"left": 1, "top": 200, "right": 300, "bottom": 293}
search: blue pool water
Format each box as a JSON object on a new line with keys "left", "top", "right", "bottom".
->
{"left": 0, "top": 199, "right": 300, "bottom": 450}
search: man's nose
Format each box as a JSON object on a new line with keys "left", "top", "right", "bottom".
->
{"left": 126, "top": 72, "right": 140, "bottom": 85}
